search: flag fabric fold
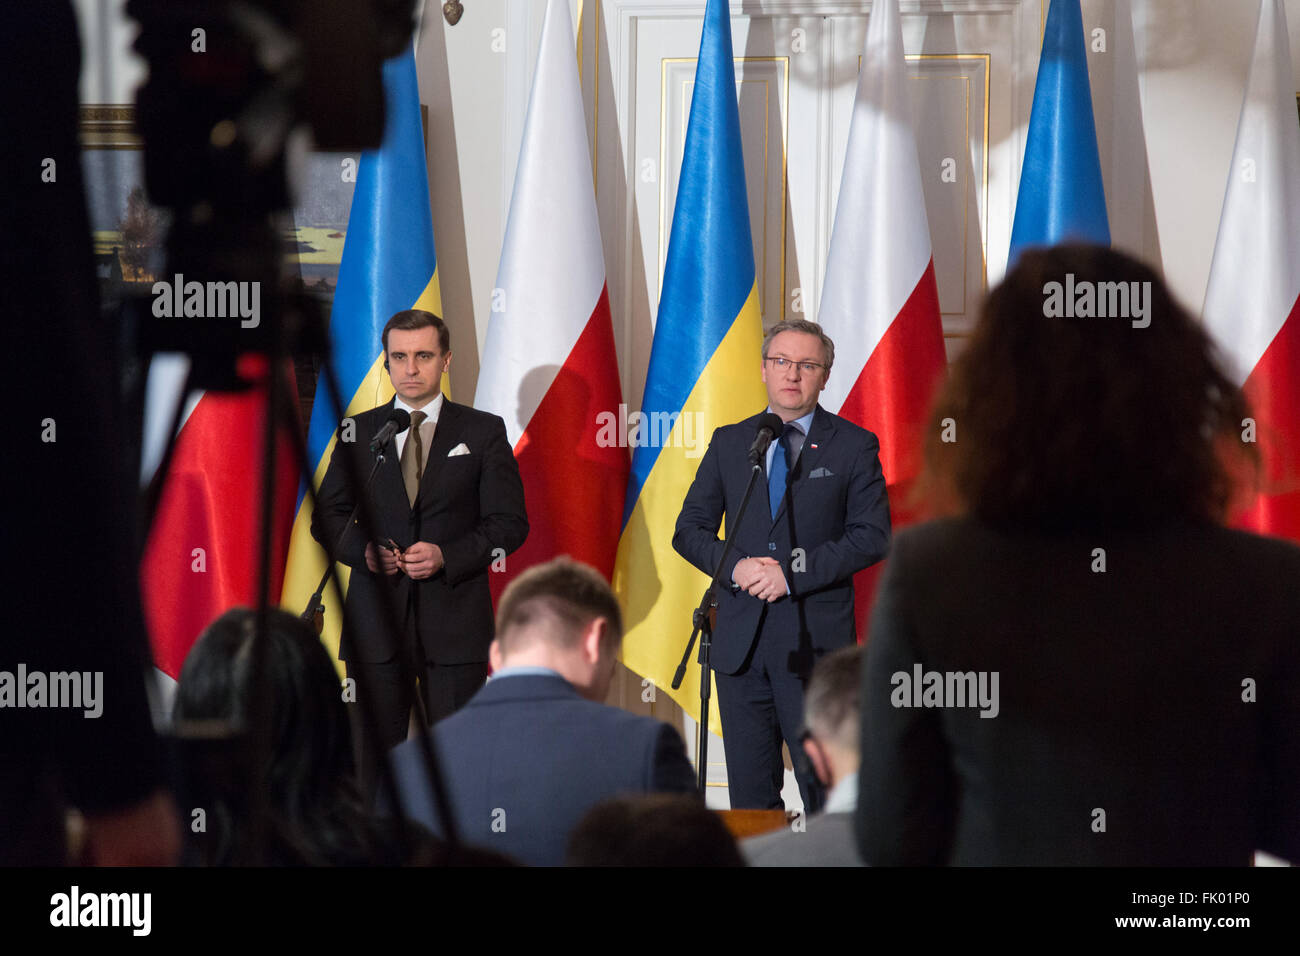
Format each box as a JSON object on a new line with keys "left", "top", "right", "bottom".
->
{"left": 140, "top": 356, "right": 299, "bottom": 681}
{"left": 1202, "top": 0, "right": 1300, "bottom": 544}
{"left": 279, "top": 42, "right": 443, "bottom": 665}
{"left": 474, "top": 0, "right": 627, "bottom": 594}
{"left": 613, "top": 0, "right": 765, "bottom": 736}
{"left": 816, "top": 0, "right": 947, "bottom": 637}
{"left": 1007, "top": 0, "right": 1110, "bottom": 267}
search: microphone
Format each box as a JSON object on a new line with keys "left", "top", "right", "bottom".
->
{"left": 369, "top": 408, "right": 412, "bottom": 455}
{"left": 748, "top": 412, "right": 786, "bottom": 465}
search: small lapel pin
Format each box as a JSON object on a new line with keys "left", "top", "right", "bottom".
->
{"left": 810, "top": 443, "right": 818, "bottom": 450}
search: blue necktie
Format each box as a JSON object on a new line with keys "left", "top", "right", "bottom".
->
{"left": 768, "top": 424, "right": 795, "bottom": 519}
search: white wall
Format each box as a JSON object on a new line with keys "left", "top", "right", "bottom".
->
{"left": 1137, "top": 0, "right": 1300, "bottom": 312}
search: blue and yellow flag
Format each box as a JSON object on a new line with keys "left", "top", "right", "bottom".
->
{"left": 613, "top": 0, "right": 765, "bottom": 736}
{"left": 1007, "top": 0, "right": 1110, "bottom": 268}
{"left": 280, "top": 43, "right": 443, "bottom": 668}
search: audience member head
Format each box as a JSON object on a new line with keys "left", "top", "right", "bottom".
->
{"left": 921, "top": 244, "right": 1258, "bottom": 530}
{"left": 174, "top": 608, "right": 412, "bottom": 865}
{"left": 801, "top": 645, "right": 862, "bottom": 790}
{"left": 566, "top": 794, "right": 744, "bottom": 866}
{"left": 489, "top": 557, "right": 622, "bottom": 702}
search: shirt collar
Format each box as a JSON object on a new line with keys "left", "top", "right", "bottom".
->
{"left": 489, "top": 665, "right": 566, "bottom": 682}
{"left": 395, "top": 392, "right": 444, "bottom": 424}
{"left": 766, "top": 406, "right": 816, "bottom": 435}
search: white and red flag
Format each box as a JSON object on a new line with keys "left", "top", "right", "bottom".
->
{"left": 817, "top": 0, "right": 947, "bottom": 637}
{"left": 474, "top": 0, "right": 627, "bottom": 592}
{"left": 1203, "top": 0, "right": 1300, "bottom": 543}
{"left": 140, "top": 355, "right": 299, "bottom": 687}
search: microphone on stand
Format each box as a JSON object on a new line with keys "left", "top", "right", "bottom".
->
{"left": 748, "top": 412, "right": 786, "bottom": 465}
{"left": 369, "top": 408, "right": 412, "bottom": 456}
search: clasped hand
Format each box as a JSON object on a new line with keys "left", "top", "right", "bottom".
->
{"left": 733, "top": 556, "right": 788, "bottom": 603}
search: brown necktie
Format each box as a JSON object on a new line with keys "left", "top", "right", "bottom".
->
{"left": 400, "top": 410, "right": 427, "bottom": 506}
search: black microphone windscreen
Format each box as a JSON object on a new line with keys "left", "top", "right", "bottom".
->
{"left": 389, "top": 408, "right": 412, "bottom": 432}
{"left": 757, "top": 412, "right": 785, "bottom": 438}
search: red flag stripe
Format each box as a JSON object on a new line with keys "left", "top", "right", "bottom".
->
{"left": 837, "top": 262, "right": 946, "bottom": 641}
{"left": 1234, "top": 291, "right": 1300, "bottom": 541}
{"left": 838, "top": 259, "right": 946, "bottom": 520}
{"left": 490, "top": 286, "right": 629, "bottom": 602}
{"left": 141, "top": 364, "right": 299, "bottom": 678}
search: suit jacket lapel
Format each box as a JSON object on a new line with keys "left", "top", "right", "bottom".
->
{"left": 375, "top": 398, "right": 410, "bottom": 508}
{"left": 753, "top": 414, "right": 775, "bottom": 519}
{"left": 417, "top": 396, "right": 462, "bottom": 502}
{"left": 771, "top": 405, "right": 833, "bottom": 527}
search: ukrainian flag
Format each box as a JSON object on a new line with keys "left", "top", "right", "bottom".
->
{"left": 280, "top": 43, "right": 444, "bottom": 668}
{"left": 1007, "top": 0, "right": 1110, "bottom": 268}
{"left": 613, "top": 0, "right": 765, "bottom": 737}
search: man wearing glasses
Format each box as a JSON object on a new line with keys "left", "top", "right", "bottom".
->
{"left": 674, "top": 319, "right": 890, "bottom": 813}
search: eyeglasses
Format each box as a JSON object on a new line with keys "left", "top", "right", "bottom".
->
{"left": 765, "top": 356, "right": 827, "bottom": 375}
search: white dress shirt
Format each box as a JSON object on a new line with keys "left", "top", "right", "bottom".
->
{"left": 393, "top": 392, "right": 443, "bottom": 460}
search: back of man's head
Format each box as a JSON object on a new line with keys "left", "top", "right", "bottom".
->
{"left": 803, "top": 645, "right": 862, "bottom": 784}
{"left": 566, "top": 794, "right": 743, "bottom": 867}
{"left": 492, "top": 558, "right": 622, "bottom": 699}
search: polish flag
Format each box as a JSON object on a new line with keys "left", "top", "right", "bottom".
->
{"left": 474, "top": 0, "right": 627, "bottom": 592}
{"left": 816, "top": 0, "right": 947, "bottom": 637}
{"left": 1203, "top": 0, "right": 1300, "bottom": 543}
{"left": 139, "top": 355, "right": 299, "bottom": 691}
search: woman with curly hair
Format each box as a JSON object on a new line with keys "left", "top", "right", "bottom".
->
{"left": 856, "top": 244, "right": 1299, "bottom": 865}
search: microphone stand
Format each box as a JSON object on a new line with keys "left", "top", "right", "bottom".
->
{"left": 672, "top": 454, "right": 766, "bottom": 794}
{"left": 298, "top": 431, "right": 431, "bottom": 731}
{"left": 300, "top": 447, "right": 390, "bottom": 630}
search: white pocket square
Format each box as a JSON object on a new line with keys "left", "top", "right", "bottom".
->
{"left": 448, "top": 443, "right": 471, "bottom": 457}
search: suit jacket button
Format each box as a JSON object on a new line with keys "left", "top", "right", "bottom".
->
{"left": 768, "top": 542, "right": 776, "bottom": 551}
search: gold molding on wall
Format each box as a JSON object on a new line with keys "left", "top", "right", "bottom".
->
{"left": 582, "top": 0, "right": 601, "bottom": 193}
{"left": 906, "top": 53, "right": 992, "bottom": 313}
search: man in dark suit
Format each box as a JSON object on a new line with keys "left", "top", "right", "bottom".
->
{"left": 674, "top": 318, "right": 890, "bottom": 812}
{"left": 388, "top": 557, "right": 698, "bottom": 866}
{"left": 312, "top": 309, "right": 528, "bottom": 788}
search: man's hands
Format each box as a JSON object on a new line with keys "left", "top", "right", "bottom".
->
{"left": 365, "top": 541, "right": 444, "bottom": 579}
{"left": 397, "top": 542, "right": 444, "bottom": 580}
{"left": 365, "top": 542, "right": 402, "bottom": 575}
{"left": 732, "top": 556, "right": 789, "bottom": 603}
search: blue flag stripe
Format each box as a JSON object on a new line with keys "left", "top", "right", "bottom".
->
{"left": 624, "top": 0, "right": 756, "bottom": 517}
{"left": 299, "top": 44, "right": 438, "bottom": 508}
{"left": 1007, "top": 0, "right": 1110, "bottom": 267}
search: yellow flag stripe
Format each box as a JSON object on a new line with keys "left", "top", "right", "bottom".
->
{"left": 614, "top": 283, "right": 765, "bottom": 737}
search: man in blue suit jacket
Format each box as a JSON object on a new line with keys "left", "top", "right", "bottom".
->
{"left": 674, "top": 319, "right": 890, "bottom": 811}
{"left": 388, "top": 558, "right": 697, "bottom": 866}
